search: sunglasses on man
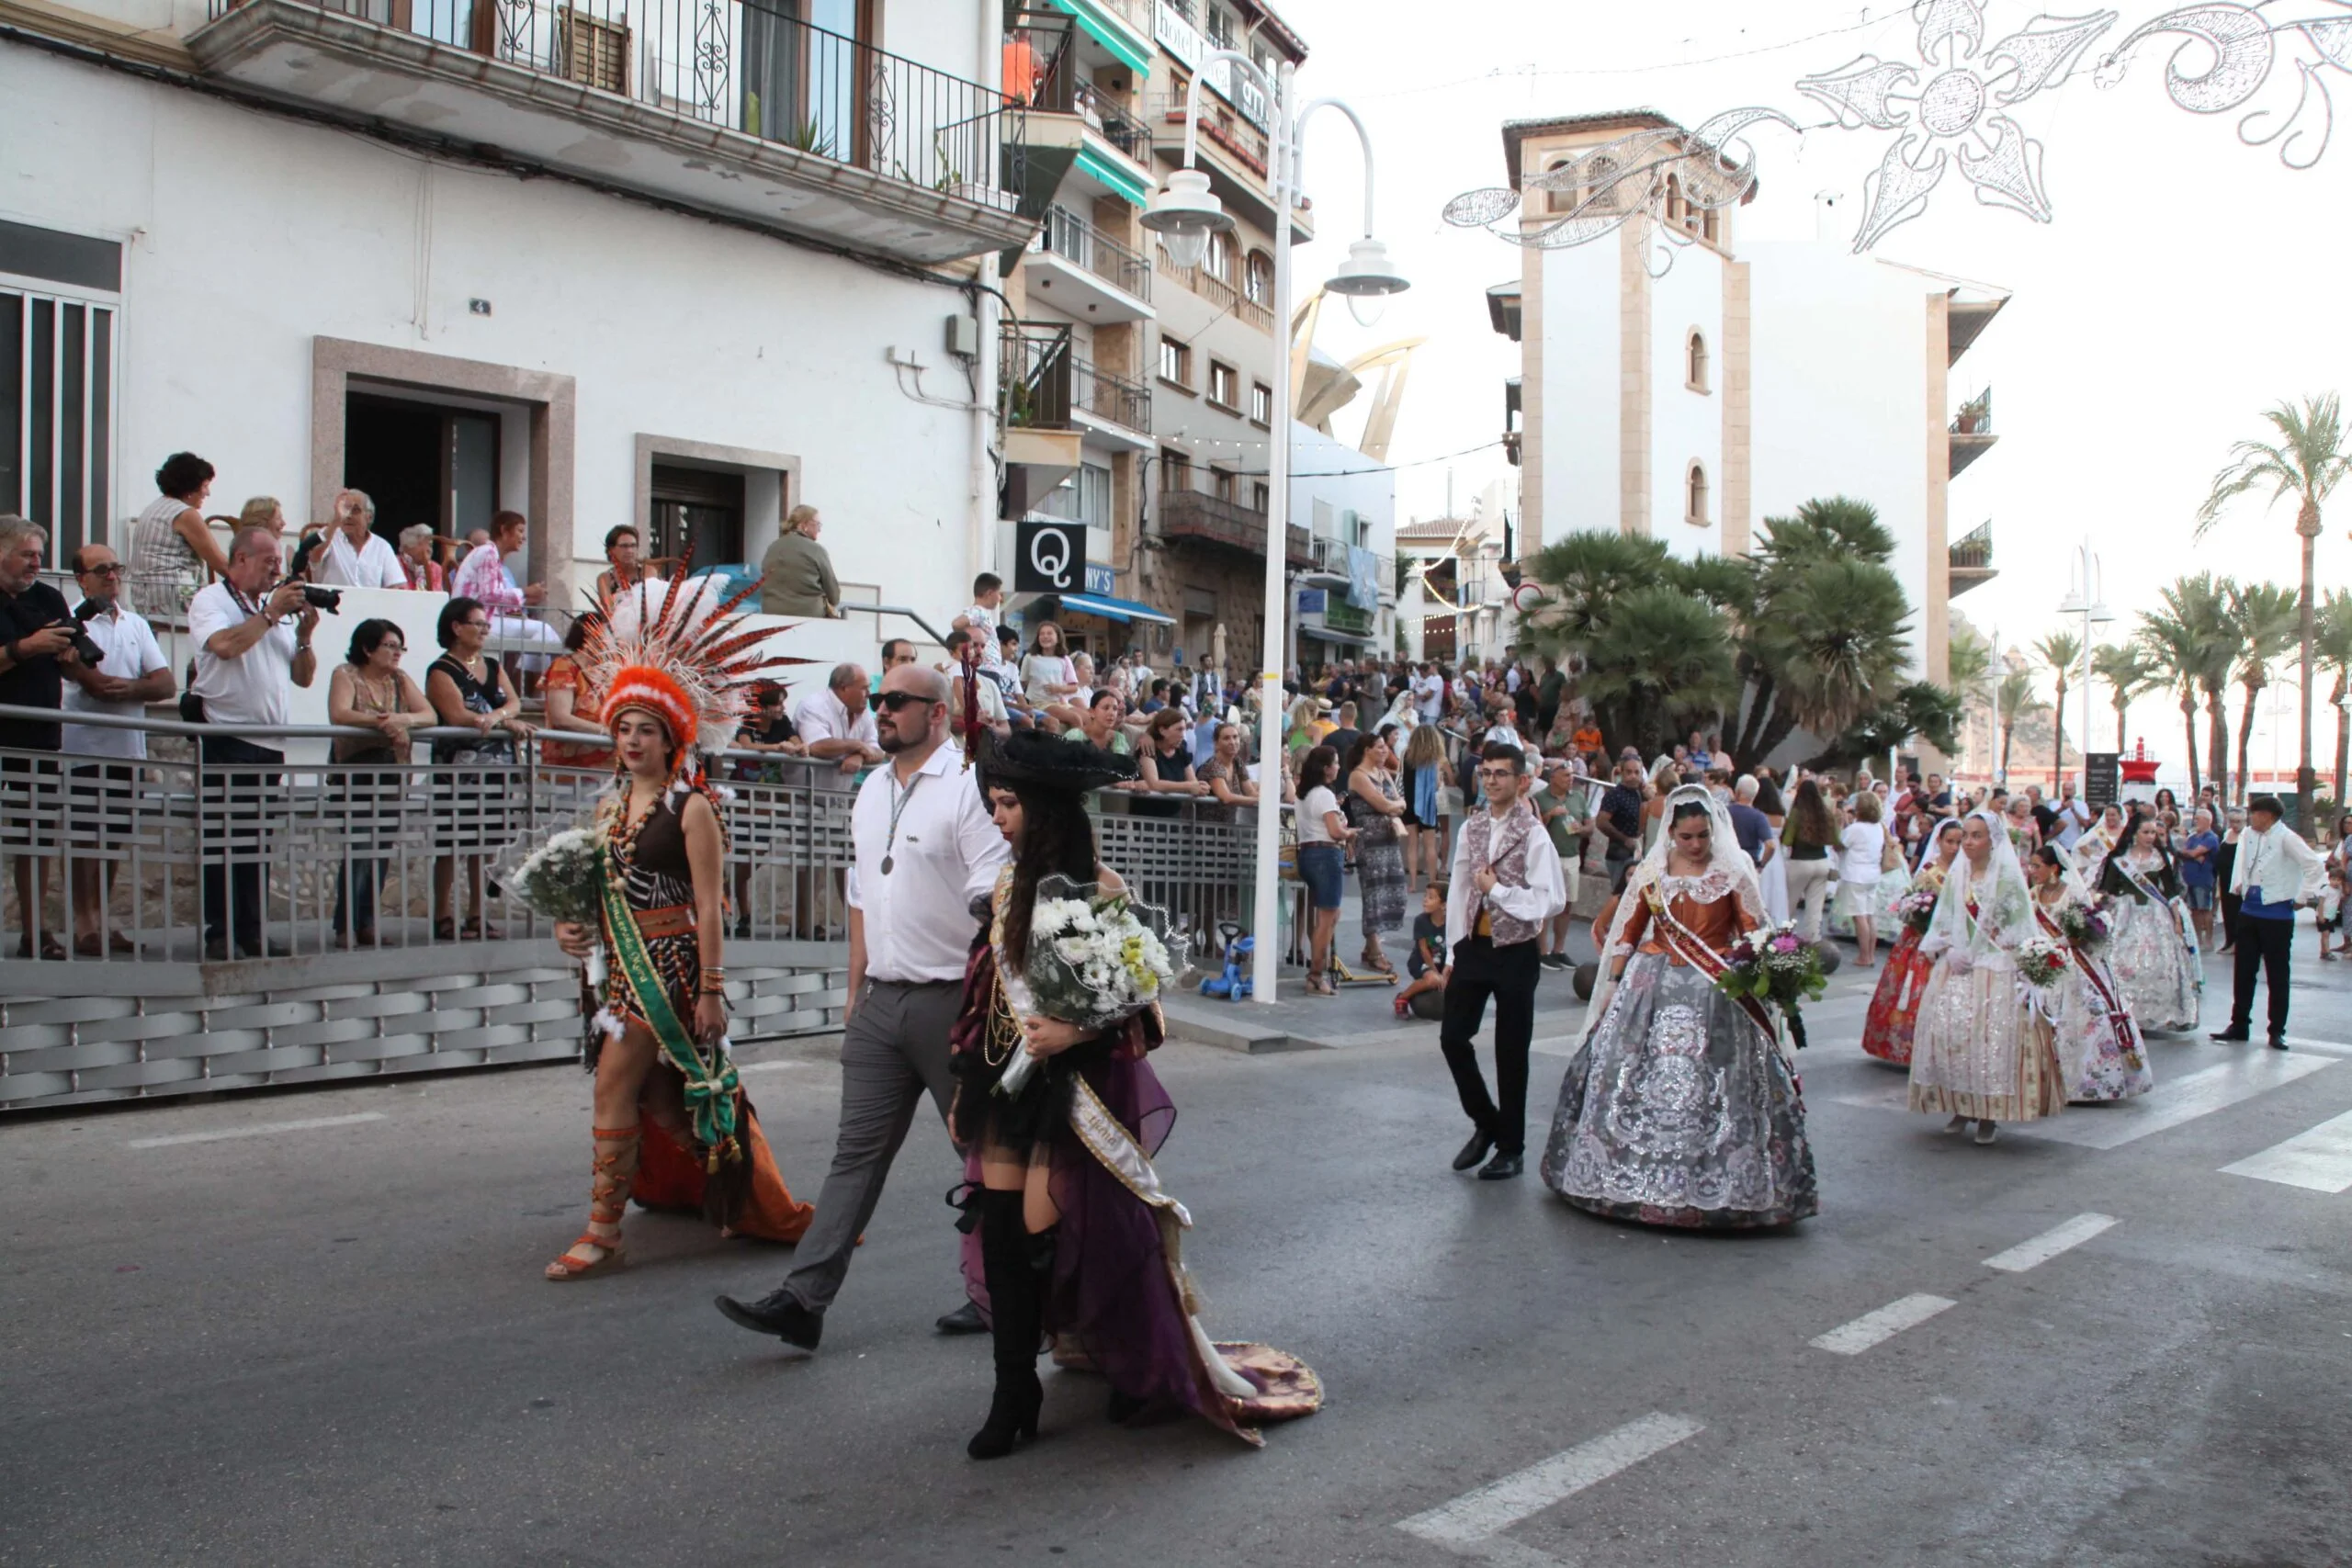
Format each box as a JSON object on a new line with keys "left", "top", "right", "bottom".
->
{"left": 876, "top": 690, "right": 941, "bottom": 713}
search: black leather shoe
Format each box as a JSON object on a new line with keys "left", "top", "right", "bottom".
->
{"left": 935, "top": 1299, "right": 987, "bottom": 1336}
{"left": 1477, "top": 1152, "right": 1524, "bottom": 1180}
{"left": 715, "top": 1289, "right": 822, "bottom": 1350}
{"left": 1453, "top": 1129, "right": 1497, "bottom": 1172}
{"left": 2268, "top": 1037, "right": 2290, "bottom": 1051}
{"left": 2210, "top": 1030, "right": 2251, "bottom": 1043}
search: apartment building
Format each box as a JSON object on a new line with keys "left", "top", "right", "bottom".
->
{"left": 996, "top": 0, "right": 1392, "bottom": 680}
{"left": 1488, "top": 109, "right": 2008, "bottom": 685}
{"left": 2, "top": 0, "right": 1024, "bottom": 618}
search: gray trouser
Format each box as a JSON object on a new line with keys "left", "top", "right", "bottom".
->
{"left": 783, "top": 976, "right": 966, "bottom": 1314}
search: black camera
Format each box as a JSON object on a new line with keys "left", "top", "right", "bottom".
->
{"left": 283, "top": 530, "right": 343, "bottom": 613}
{"left": 299, "top": 583, "right": 343, "bottom": 613}
{"left": 56, "top": 605, "right": 104, "bottom": 667}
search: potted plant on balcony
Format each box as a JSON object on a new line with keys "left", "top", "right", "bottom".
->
{"left": 1955, "top": 392, "right": 1990, "bottom": 434}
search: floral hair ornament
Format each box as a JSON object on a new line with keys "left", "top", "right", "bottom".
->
{"left": 585, "top": 573, "right": 808, "bottom": 789}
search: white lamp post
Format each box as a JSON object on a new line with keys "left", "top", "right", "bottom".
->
{"left": 1142, "top": 58, "right": 1408, "bottom": 1003}
{"left": 2055, "top": 537, "right": 2114, "bottom": 791}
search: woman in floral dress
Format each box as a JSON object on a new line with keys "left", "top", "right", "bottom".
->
{"left": 2097, "top": 811, "right": 2201, "bottom": 1032}
{"left": 1861, "top": 818, "right": 1963, "bottom": 1066}
{"left": 1907, "top": 810, "right": 2064, "bottom": 1145}
{"left": 2027, "top": 845, "right": 2153, "bottom": 1102}
{"left": 1540, "top": 784, "right": 1817, "bottom": 1229}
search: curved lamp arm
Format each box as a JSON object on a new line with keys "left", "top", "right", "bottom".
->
{"left": 1296, "top": 96, "right": 1378, "bottom": 237}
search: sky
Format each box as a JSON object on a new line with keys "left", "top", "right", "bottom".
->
{"left": 1267, "top": 0, "right": 2352, "bottom": 782}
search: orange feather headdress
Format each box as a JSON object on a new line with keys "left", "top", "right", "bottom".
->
{"left": 584, "top": 575, "right": 798, "bottom": 783}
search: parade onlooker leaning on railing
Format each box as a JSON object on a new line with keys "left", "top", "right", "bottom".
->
{"left": 61, "top": 542, "right": 173, "bottom": 957}
{"left": 327, "top": 617, "right": 435, "bottom": 948}
{"left": 0, "top": 515, "right": 80, "bottom": 958}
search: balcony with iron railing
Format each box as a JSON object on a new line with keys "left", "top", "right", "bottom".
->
{"left": 1950, "top": 388, "right": 1997, "bottom": 479}
{"left": 1949, "top": 520, "right": 1996, "bottom": 597}
{"left": 1001, "top": 320, "right": 1150, "bottom": 437}
{"left": 188, "top": 0, "right": 1032, "bottom": 265}
{"left": 1024, "top": 205, "right": 1152, "bottom": 321}
{"left": 1153, "top": 253, "right": 1274, "bottom": 333}
{"left": 1158, "top": 487, "right": 1309, "bottom": 565}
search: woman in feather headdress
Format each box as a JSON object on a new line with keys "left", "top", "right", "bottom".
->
{"left": 544, "top": 578, "right": 813, "bottom": 1280}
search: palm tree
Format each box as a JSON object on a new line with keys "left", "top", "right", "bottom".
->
{"left": 1996, "top": 667, "right": 2047, "bottom": 784}
{"left": 2196, "top": 392, "right": 2352, "bottom": 829}
{"left": 2152, "top": 573, "right": 2236, "bottom": 795}
{"left": 2316, "top": 590, "right": 2352, "bottom": 805}
{"left": 2223, "top": 581, "right": 2301, "bottom": 802}
{"left": 2135, "top": 612, "right": 2207, "bottom": 797}
{"left": 2033, "top": 629, "right": 2082, "bottom": 788}
{"left": 2091, "top": 641, "right": 2159, "bottom": 754}
{"left": 1572, "top": 584, "right": 1738, "bottom": 756}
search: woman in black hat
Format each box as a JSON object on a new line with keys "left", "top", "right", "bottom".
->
{"left": 947, "top": 730, "right": 1319, "bottom": 1459}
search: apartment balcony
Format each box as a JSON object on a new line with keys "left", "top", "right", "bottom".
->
{"left": 1950, "top": 388, "right": 1996, "bottom": 478}
{"left": 1949, "top": 520, "right": 1996, "bottom": 597}
{"left": 1946, "top": 294, "right": 2007, "bottom": 366}
{"left": 1000, "top": 319, "right": 1151, "bottom": 481}
{"left": 1152, "top": 253, "right": 1274, "bottom": 333}
{"left": 1024, "top": 205, "right": 1151, "bottom": 324}
{"left": 188, "top": 0, "right": 1031, "bottom": 265}
{"left": 1004, "top": 18, "right": 1156, "bottom": 211}
{"left": 1145, "top": 80, "right": 1311, "bottom": 241}
{"left": 1159, "top": 488, "right": 1309, "bottom": 566}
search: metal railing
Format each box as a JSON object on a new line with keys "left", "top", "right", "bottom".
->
{"left": 999, "top": 321, "right": 1149, "bottom": 434}
{"left": 1072, "top": 356, "right": 1152, "bottom": 433}
{"left": 1148, "top": 85, "right": 1269, "bottom": 174}
{"left": 1158, "top": 488, "right": 1309, "bottom": 564}
{"left": 1154, "top": 253, "right": 1274, "bottom": 333}
{"left": 215, "top": 0, "right": 1009, "bottom": 205}
{"left": 1039, "top": 204, "right": 1151, "bottom": 302}
{"left": 1951, "top": 389, "right": 1994, "bottom": 435}
{"left": 0, "top": 704, "right": 1275, "bottom": 972}
{"left": 1024, "top": 57, "right": 1153, "bottom": 163}
{"left": 1950, "top": 520, "right": 1995, "bottom": 571}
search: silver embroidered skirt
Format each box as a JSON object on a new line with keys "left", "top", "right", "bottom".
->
{"left": 1539, "top": 953, "right": 1818, "bottom": 1229}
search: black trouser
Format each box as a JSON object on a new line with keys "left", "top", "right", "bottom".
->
{"left": 2228, "top": 914, "right": 2294, "bottom": 1042}
{"left": 199, "top": 734, "right": 283, "bottom": 949}
{"left": 1438, "top": 935, "right": 1541, "bottom": 1155}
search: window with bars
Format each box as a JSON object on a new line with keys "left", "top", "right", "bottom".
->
{"left": 2, "top": 288, "right": 117, "bottom": 570}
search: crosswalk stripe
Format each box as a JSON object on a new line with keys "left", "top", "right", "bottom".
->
{"left": 1395, "top": 1413, "right": 1704, "bottom": 1549}
{"left": 1982, "top": 1213, "right": 2119, "bottom": 1272}
{"left": 1809, "top": 1293, "right": 1956, "bottom": 1355}
{"left": 2220, "top": 1109, "right": 2352, "bottom": 1192}
{"left": 2031, "top": 1054, "right": 2335, "bottom": 1148}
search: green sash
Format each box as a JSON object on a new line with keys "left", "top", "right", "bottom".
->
{"left": 600, "top": 847, "right": 740, "bottom": 1159}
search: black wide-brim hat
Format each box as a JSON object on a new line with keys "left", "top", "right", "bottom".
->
{"left": 976, "top": 728, "right": 1137, "bottom": 795}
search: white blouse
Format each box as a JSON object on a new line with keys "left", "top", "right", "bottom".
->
{"left": 1839, "top": 821, "right": 1886, "bottom": 885}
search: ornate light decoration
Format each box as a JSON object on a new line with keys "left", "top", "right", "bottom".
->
{"left": 1441, "top": 107, "right": 1793, "bottom": 276}
{"left": 1442, "top": 0, "right": 2350, "bottom": 259}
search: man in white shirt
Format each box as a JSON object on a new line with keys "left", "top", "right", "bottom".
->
{"left": 2052, "top": 780, "right": 2092, "bottom": 851}
{"left": 1411, "top": 661, "right": 1443, "bottom": 724}
{"left": 796, "top": 663, "right": 882, "bottom": 790}
{"left": 187, "top": 525, "right": 317, "bottom": 958}
{"left": 60, "top": 544, "right": 172, "bottom": 956}
{"left": 1440, "top": 740, "right": 1569, "bottom": 1180}
{"left": 717, "top": 664, "right": 1011, "bottom": 1351}
{"left": 2214, "top": 794, "right": 2328, "bottom": 1049}
{"left": 311, "top": 491, "right": 406, "bottom": 590}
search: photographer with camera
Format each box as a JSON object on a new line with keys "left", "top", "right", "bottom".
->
{"left": 60, "top": 544, "right": 174, "bottom": 957}
{"left": 187, "top": 525, "right": 318, "bottom": 959}
{"left": 0, "top": 515, "right": 81, "bottom": 959}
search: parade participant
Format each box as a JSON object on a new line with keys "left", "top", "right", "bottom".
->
{"left": 945, "top": 729, "right": 1319, "bottom": 1457}
{"left": 1540, "top": 784, "right": 1816, "bottom": 1228}
{"left": 2097, "top": 811, "right": 2201, "bottom": 1032}
{"left": 1907, "top": 810, "right": 2064, "bottom": 1145}
{"left": 544, "top": 579, "right": 814, "bottom": 1279}
{"left": 1437, "top": 742, "right": 1569, "bottom": 1180}
{"left": 2027, "top": 846, "right": 2153, "bottom": 1101}
{"left": 2075, "top": 803, "right": 2129, "bottom": 885}
{"left": 2212, "top": 795, "right": 2326, "bottom": 1049}
{"left": 715, "top": 662, "right": 1011, "bottom": 1347}
{"left": 1861, "top": 818, "right": 1964, "bottom": 1066}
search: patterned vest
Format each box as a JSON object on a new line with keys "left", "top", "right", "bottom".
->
{"left": 1463, "top": 802, "right": 1540, "bottom": 947}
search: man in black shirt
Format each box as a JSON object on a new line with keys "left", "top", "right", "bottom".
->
{"left": 0, "top": 516, "right": 80, "bottom": 958}
{"left": 1593, "top": 750, "right": 1647, "bottom": 882}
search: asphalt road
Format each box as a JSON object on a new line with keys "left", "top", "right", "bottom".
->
{"left": 4, "top": 939, "right": 2349, "bottom": 1568}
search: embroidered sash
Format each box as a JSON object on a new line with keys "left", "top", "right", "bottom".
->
{"left": 601, "top": 851, "right": 741, "bottom": 1160}
{"left": 1643, "top": 884, "right": 1784, "bottom": 1058}
{"left": 2036, "top": 901, "right": 2132, "bottom": 1030}
{"left": 2114, "top": 854, "right": 2198, "bottom": 957}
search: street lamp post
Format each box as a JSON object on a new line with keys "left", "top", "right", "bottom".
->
{"left": 2055, "top": 537, "right": 2114, "bottom": 793}
{"left": 1142, "top": 56, "right": 1407, "bottom": 1004}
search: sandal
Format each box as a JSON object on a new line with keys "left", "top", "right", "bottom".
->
{"left": 435, "top": 917, "right": 458, "bottom": 941}
{"left": 461, "top": 918, "right": 504, "bottom": 941}
{"left": 1360, "top": 951, "right": 1398, "bottom": 978}
{"left": 544, "top": 1231, "right": 627, "bottom": 1280}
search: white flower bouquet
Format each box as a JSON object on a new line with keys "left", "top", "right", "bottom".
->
{"left": 995, "top": 874, "right": 1186, "bottom": 1100}
{"left": 2013, "top": 935, "right": 2068, "bottom": 990}
{"left": 500, "top": 822, "right": 608, "bottom": 987}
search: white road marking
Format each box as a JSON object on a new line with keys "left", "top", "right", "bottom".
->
{"left": 1809, "top": 1293, "right": 1956, "bottom": 1355}
{"left": 2031, "top": 1055, "right": 2335, "bottom": 1149}
{"left": 735, "top": 1059, "right": 812, "bottom": 1074}
{"left": 1982, "top": 1213, "right": 2119, "bottom": 1272}
{"left": 128, "top": 1112, "right": 386, "bottom": 1149}
{"left": 1831, "top": 1082, "right": 1916, "bottom": 1113}
{"left": 1395, "top": 1413, "right": 1703, "bottom": 1551}
{"left": 2221, "top": 1109, "right": 2352, "bottom": 1193}
{"left": 2279, "top": 1036, "right": 2352, "bottom": 1056}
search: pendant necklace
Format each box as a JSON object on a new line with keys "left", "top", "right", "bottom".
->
{"left": 880, "top": 771, "right": 922, "bottom": 875}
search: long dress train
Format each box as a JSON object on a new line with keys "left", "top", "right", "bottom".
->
{"left": 1541, "top": 871, "right": 1817, "bottom": 1229}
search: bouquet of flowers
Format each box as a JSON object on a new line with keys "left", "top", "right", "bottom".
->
{"left": 2013, "top": 935, "right": 2068, "bottom": 990}
{"left": 2053, "top": 897, "right": 2110, "bottom": 954}
{"left": 996, "top": 875, "right": 1187, "bottom": 1099}
{"left": 1893, "top": 885, "right": 1941, "bottom": 935}
{"left": 498, "top": 820, "right": 608, "bottom": 987}
{"left": 1714, "top": 921, "right": 1829, "bottom": 1050}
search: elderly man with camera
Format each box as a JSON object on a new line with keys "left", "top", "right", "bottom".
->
{"left": 187, "top": 525, "right": 320, "bottom": 959}
{"left": 0, "top": 514, "right": 83, "bottom": 958}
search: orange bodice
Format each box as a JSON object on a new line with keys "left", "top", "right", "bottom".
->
{"left": 1620, "top": 885, "right": 1758, "bottom": 964}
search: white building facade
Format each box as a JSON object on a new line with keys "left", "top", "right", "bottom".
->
{"left": 1494, "top": 110, "right": 2007, "bottom": 685}
{"left": 3, "top": 0, "right": 1030, "bottom": 622}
